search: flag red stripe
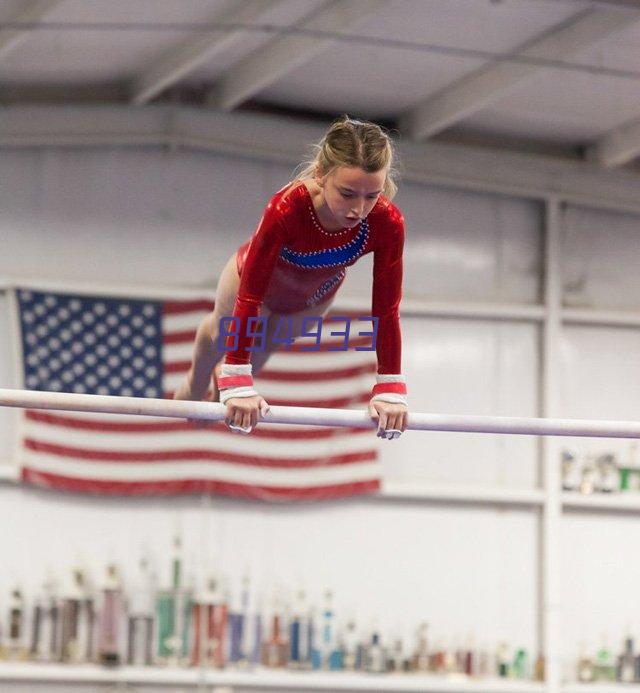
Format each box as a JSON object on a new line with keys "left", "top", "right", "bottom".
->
{"left": 162, "top": 300, "right": 214, "bottom": 315}
{"left": 24, "top": 439, "right": 376, "bottom": 467}
{"left": 24, "top": 411, "right": 368, "bottom": 439}
{"left": 21, "top": 468, "right": 380, "bottom": 500}
{"left": 163, "top": 330, "right": 198, "bottom": 345}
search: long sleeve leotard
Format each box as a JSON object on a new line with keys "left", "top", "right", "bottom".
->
{"left": 226, "top": 182, "right": 405, "bottom": 374}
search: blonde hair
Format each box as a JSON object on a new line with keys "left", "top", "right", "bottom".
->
{"left": 294, "top": 115, "right": 398, "bottom": 199}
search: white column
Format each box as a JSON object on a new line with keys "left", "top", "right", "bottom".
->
{"left": 540, "top": 196, "right": 563, "bottom": 693}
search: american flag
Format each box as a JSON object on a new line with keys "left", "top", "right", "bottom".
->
{"left": 13, "top": 288, "right": 380, "bottom": 501}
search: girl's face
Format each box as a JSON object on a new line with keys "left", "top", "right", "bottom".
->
{"left": 319, "top": 166, "right": 387, "bottom": 229}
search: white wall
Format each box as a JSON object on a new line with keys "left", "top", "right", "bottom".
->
{"left": 1, "top": 145, "right": 638, "bottom": 677}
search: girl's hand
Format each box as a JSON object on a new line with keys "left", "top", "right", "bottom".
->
{"left": 224, "top": 395, "right": 270, "bottom": 434}
{"left": 368, "top": 400, "right": 408, "bottom": 440}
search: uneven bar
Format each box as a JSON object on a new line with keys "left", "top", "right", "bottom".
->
{"left": 1, "top": 388, "right": 640, "bottom": 439}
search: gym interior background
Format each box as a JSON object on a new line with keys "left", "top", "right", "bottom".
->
{"left": 0, "top": 1, "right": 639, "bottom": 691}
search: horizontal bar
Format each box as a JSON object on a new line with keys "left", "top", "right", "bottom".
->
{"left": 1, "top": 388, "right": 640, "bottom": 439}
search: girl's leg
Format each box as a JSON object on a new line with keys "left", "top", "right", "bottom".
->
{"left": 177, "top": 253, "right": 241, "bottom": 401}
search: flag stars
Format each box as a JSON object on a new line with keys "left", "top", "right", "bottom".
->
{"left": 19, "top": 291, "right": 163, "bottom": 397}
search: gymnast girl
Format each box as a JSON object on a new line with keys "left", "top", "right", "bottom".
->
{"left": 175, "top": 116, "right": 408, "bottom": 439}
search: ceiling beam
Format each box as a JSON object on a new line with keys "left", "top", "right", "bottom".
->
{"left": 206, "top": 0, "right": 384, "bottom": 111}
{"left": 2, "top": 105, "right": 640, "bottom": 215}
{"left": 589, "top": 115, "right": 640, "bottom": 168}
{"left": 130, "top": 0, "right": 286, "bottom": 105}
{"left": 0, "top": 0, "right": 63, "bottom": 60}
{"left": 400, "top": 7, "right": 640, "bottom": 141}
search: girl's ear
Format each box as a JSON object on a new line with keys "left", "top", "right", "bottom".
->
{"left": 314, "top": 166, "right": 325, "bottom": 187}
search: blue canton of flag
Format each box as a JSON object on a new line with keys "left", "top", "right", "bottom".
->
{"left": 18, "top": 290, "right": 163, "bottom": 398}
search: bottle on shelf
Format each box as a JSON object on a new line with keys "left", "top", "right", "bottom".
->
{"left": 617, "top": 635, "right": 636, "bottom": 683}
{"left": 412, "top": 621, "right": 430, "bottom": 672}
{"left": 5, "top": 587, "right": 27, "bottom": 660}
{"left": 341, "top": 618, "right": 359, "bottom": 671}
{"left": 579, "top": 455, "right": 596, "bottom": 495}
{"left": 30, "top": 571, "right": 61, "bottom": 663}
{"left": 496, "top": 641, "right": 511, "bottom": 678}
{"left": 596, "top": 454, "right": 619, "bottom": 493}
{"left": 155, "top": 532, "right": 191, "bottom": 666}
{"left": 96, "top": 563, "right": 125, "bottom": 666}
{"left": 577, "top": 641, "right": 595, "bottom": 683}
{"left": 561, "top": 449, "right": 581, "bottom": 492}
{"left": 512, "top": 647, "right": 529, "bottom": 679}
{"left": 534, "top": 652, "right": 545, "bottom": 682}
{"left": 191, "top": 574, "right": 228, "bottom": 669}
{"left": 261, "top": 593, "right": 288, "bottom": 668}
{"left": 620, "top": 442, "right": 640, "bottom": 492}
{"left": 365, "top": 630, "right": 386, "bottom": 674}
{"left": 288, "top": 588, "right": 312, "bottom": 670}
{"left": 594, "top": 633, "right": 615, "bottom": 682}
{"left": 227, "top": 573, "right": 249, "bottom": 667}
{"left": 127, "top": 553, "right": 155, "bottom": 666}
{"left": 317, "top": 589, "right": 335, "bottom": 670}
{"left": 462, "top": 633, "right": 476, "bottom": 677}
{"left": 60, "top": 566, "right": 95, "bottom": 664}
{"left": 387, "top": 636, "right": 405, "bottom": 673}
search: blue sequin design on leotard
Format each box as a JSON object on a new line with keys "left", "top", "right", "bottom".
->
{"left": 280, "top": 219, "right": 369, "bottom": 269}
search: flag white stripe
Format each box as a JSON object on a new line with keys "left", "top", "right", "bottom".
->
{"left": 22, "top": 452, "right": 380, "bottom": 486}
{"left": 23, "top": 423, "right": 377, "bottom": 456}
{"left": 162, "top": 311, "right": 211, "bottom": 334}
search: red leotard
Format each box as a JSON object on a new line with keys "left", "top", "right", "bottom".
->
{"left": 227, "top": 182, "right": 404, "bottom": 374}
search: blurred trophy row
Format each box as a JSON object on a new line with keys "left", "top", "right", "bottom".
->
{"left": 0, "top": 533, "right": 540, "bottom": 680}
{"left": 561, "top": 443, "right": 640, "bottom": 494}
